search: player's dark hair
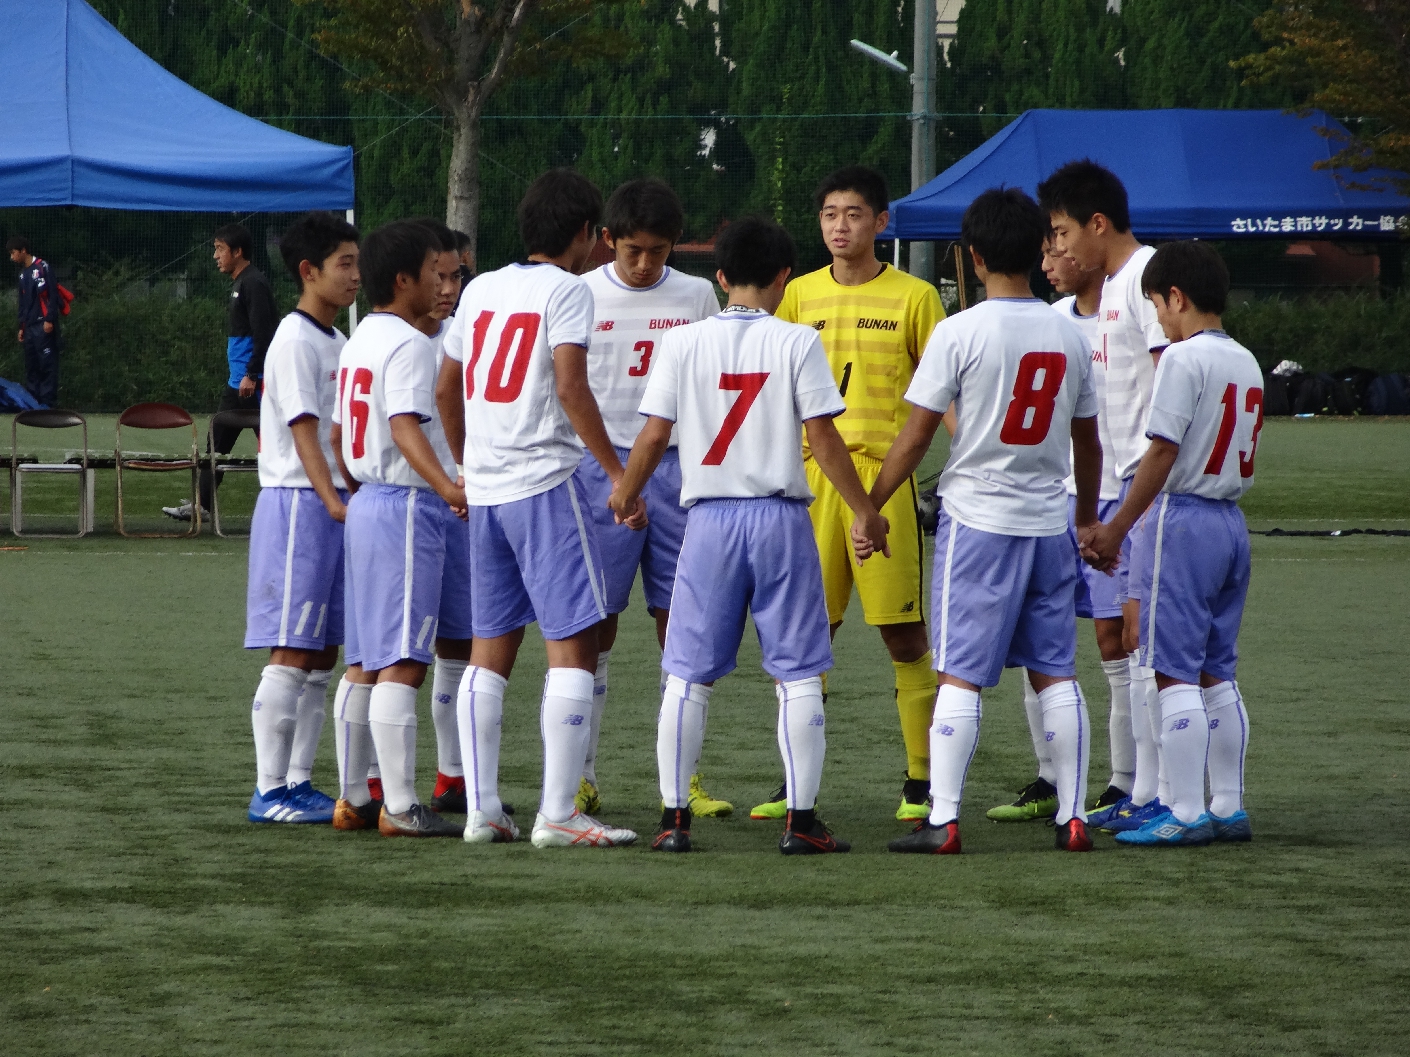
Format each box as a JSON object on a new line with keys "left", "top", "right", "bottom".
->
{"left": 517, "top": 168, "right": 603, "bottom": 257}
{"left": 278, "top": 212, "right": 359, "bottom": 291}
{"left": 814, "top": 165, "right": 890, "bottom": 217}
{"left": 603, "top": 178, "right": 684, "bottom": 242}
{"left": 360, "top": 221, "right": 437, "bottom": 307}
{"left": 1037, "top": 159, "right": 1131, "bottom": 233}
{"left": 213, "top": 222, "right": 253, "bottom": 260}
{"left": 715, "top": 216, "right": 796, "bottom": 288}
{"left": 6, "top": 235, "right": 30, "bottom": 254}
{"left": 1140, "top": 240, "right": 1229, "bottom": 315}
{"left": 409, "top": 217, "right": 458, "bottom": 253}
{"left": 453, "top": 229, "right": 473, "bottom": 254}
{"left": 961, "top": 187, "right": 1046, "bottom": 276}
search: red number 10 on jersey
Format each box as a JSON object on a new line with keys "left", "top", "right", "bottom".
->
{"left": 464, "top": 310, "right": 543, "bottom": 403}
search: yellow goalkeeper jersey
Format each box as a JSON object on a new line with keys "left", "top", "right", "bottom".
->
{"left": 777, "top": 263, "right": 944, "bottom": 462}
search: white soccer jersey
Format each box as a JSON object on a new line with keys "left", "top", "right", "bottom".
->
{"left": 583, "top": 264, "right": 721, "bottom": 448}
{"left": 1146, "top": 330, "right": 1265, "bottom": 500}
{"left": 258, "top": 311, "right": 346, "bottom": 489}
{"left": 444, "top": 262, "right": 595, "bottom": 505}
{"left": 1097, "top": 244, "right": 1168, "bottom": 480}
{"left": 639, "top": 307, "right": 844, "bottom": 508}
{"left": 1054, "top": 295, "right": 1122, "bottom": 501}
{"left": 332, "top": 312, "right": 437, "bottom": 489}
{"left": 424, "top": 321, "right": 459, "bottom": 479}
{"left": 906, "top": 298, "right": 1097, "bottom": 537}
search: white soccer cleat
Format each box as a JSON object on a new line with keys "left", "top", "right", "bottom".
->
{"left": 530, "top": 809, "right": 637, "bottom": 849}
{"left": 464, "top": 808, "right": 519, "bottom": 844}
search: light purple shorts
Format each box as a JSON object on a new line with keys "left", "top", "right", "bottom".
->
{"left": 468, "top": 473, "right": 608, "bottom": 640}
{"left": 577, "top": 446, "right": 687, "bottom": 614}
{"left": 1114, "top": 475, "right": 1138, "bottom": 603}
{"left": 662, "top": 497, "right": 833, "bottom": 684}
{"left": 245, "top": 486, "right": 345, "bottom": 650}
{"left": 438, "top": 503, "right": 474, "bottom": 641}
{"left": 342, "top": 484, "right": 446, "bottom": 671}
{"left": 1136, "top": 493, "right": 1250, "bottom": 684}
{"left": 1070, "top": 494, "right": 1124, "bottom": 620}
{"left": 931, "top": 503, "right": 1079, "bottom": 688}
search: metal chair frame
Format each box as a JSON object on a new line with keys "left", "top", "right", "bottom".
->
{"left": 207, "top": 408, "right": 261, "bottom": 538}
{"left": 10, "top": 409, "right": 90, "bottom": 538}
{"left": 115, "top": 402, "right": 200, "bottom": 538}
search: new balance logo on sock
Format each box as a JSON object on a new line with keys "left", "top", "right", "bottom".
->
{"left": 808, "top": 714, "right": 824, "bottom": 727}
{"left": 562, "top": 714, "right": 585, "bottom": 726}
{"left": 939, "top": 724, "right": 955, "bottom": 736}
{"left": 1209, "top": 719, "right": 1220, "bottom": 729}
{"left": 1044, "top": 731, "right": 1055, "bottom": 741}
{"left": 1171, "top": 718, "right": 1191, "bottom": 731}
{"left": 436, "top": 693, "right": 451, "bottom": 704}
{"left": 253, "top": 701, "right": 263, "bottom": 710}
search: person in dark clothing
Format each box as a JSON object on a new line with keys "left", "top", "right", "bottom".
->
{"left": 164, "top": 223, "right": 278, "bottom": 521}
{"left": 7, "top": 236, "right": 62, "bottom": 407}
{"left": 454, "top": 229, "right": 476, "bottom": 288}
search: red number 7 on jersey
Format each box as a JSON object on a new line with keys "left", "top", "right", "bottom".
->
{"left": 702, "top": 372, "right": 770, "bottom": 465}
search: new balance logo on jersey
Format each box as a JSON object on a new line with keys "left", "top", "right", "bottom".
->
{"left": 808, "top": 714, "right": 824, "bottom": 727}
{"left": 810, "top": 320, "right": 826, "bottom": 331}
{"left": 594, "top": 320, "right": 615, "bottom": 332}
{"left": 649, "top": 318, "right": 691, "bottom": 330}
{"left": 562, "top": 714, "right": 585, "bottom": 725}
{"left": 857, "top": 317, "right": 898, "bottom": 331}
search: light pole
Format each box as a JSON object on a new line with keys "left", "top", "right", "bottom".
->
{"left": 849, "top": 0, "right": 937, "bottom": 282}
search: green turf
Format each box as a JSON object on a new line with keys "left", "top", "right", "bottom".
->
{"left": 1, "top": 421, "right": 1408, "bottom": 1055}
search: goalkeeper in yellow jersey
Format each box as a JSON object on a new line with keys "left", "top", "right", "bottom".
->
{"left": 753, "top": 165, "right": 945, "bottom": 823}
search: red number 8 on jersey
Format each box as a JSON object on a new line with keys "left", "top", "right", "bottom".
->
{"left": 999, "top": 351, "right": 1067, "bottom": 446}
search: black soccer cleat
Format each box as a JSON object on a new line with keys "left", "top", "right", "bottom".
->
{"left": 888, "top": 819, "right": 961, "bottom": 854}
{"left": 778, "top": 810, "right": 850, "bottom": 855}
{"left": 332, "top": 797, "right": 383, "bottom": 831}
{"left": 651, "top": 807, "right": 693, "bottom": 853}
{"left": 429, "top": 773, "right": 468, "bottom": 814}
{"left": 378, "top": 803, "right": 465, "bottom": 838}
{"left": 1053, "top": 817, "right": 1093, "bottom": 852}
{"left": 1089, "top": 784, "right": 1129, "bottom": 812}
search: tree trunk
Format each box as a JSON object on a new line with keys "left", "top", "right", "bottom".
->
{"left": 446, "top": 98, "right": 482, "bottom": 261}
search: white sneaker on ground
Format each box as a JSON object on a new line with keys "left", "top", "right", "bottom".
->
{"left": 464, "top": 808, "right": 519, "bottom": 844}
{"left": 530, "top": 809, "right": 637, "bottom": 849}
{"left": 161, "top": 498, "right": 209, "bottom": 522}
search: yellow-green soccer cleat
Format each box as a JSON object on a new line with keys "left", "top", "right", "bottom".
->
{"left": 574, "top": 777, "right": 601, "bottom": 816}
{"left": 687, "top": 773, "right": 733, "bottom": 817}
{"left": 896, "top": 776, "right": 932, "bottom": 822}
{"left": 985, "top": 778, "right": 1059, "bottom": 822}
{"left": 749, "top": 782, "right": 789, "bottom": 820}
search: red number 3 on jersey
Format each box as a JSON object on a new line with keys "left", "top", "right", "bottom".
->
{"left": 999, "top": 351, "right": 1067, "bottom": 445}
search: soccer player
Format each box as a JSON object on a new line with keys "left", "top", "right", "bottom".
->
{"left": 1080, "top": 241, "right": 1260, "bottom": 846}
{"left": 608, "top": 215, "right": 889, "bottom": 855}
{"left": 243, "top": 211, "right": 360, "bottom": 825}
{"left": 762, "top": 165, "right": 946, "bottom": 823}
{"left": 1040, "top": 160, "right": 1170, "bottom": 834}
{"left": 987, "top": 236, "right": 1134, "bottom": 822}
{"left": 437, "top": 169, "right": 638, "bottom": 850}
{"left": 864, "top": 188, "right": 1102, "bottom": 856}
{"left": 575, "top": 178, "right": 728, "bottom": 819}
{"left": 330, "top": 220, "right": 467, "bottom": 839}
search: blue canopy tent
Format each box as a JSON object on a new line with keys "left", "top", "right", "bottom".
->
{"left": 883, "top": 109, "right": 1409, "bottom": 242}
{"left": 0, "top": 0, "right": 352, "bottom": 212}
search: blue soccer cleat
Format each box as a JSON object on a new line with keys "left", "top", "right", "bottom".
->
{"left": 1115, "top": 812, "right": 1215, "bottom": 847}
{"left": 248, "top": 785, "right": 331, "bottom": 824}
{"left": 1102, "top": 798, "right": 1170, "bottom": 833}
{"left": 285, "top": 780, "right": 337, "bottom": 823}
{"left": 1210, "top": 809, "right": 1252, "bottom": 842}
{"left": 1086, "top": 795, "right": 1132, "bottom": 830}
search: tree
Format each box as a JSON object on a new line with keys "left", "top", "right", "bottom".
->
{"left": 1236, "top": 1, "right": 1410, "bottom": 193}
{"left": 1123, "top": 0, "right": 1287, "bottom": 109}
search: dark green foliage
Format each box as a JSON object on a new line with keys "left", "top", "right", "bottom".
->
{"left": 1226, "top": 291, "right": 1410, "bottom": 373}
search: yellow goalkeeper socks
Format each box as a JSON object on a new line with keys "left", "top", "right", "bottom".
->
{"left": 893, "top": 653, "right": 937, "bottom": 780}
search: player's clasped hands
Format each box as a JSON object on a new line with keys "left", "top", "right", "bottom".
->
{"left": 849, "top": 511, "right": 891, "bottom": 566}
{"left": 1077, "top": 520, "right": 1121, "bottom": 574}
{"left": 606, "top": 483, "right": 649, "bottom": 531}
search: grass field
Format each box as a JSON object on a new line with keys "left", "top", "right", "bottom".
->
{"left": 2, "top": 418, "right": 1408, "bottom": 1055}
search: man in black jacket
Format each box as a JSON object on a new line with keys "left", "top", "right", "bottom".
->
{"left": 7, "top": 236, "right": 62, "bottom": 407}
{"left": 164, "top": 223, "right": 277, "bottom": 521}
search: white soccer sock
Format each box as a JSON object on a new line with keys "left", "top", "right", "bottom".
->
{"left": 287, "top": 667, "right": 331, "bottom": 786}
{"left": 333, "top": 677, "right": 374, "bottom": 807}
{"left": 1204, "top": 680, "right": 1249, "bottom": 819}
{"left": 657, "top": 676, "right": 713, "bottom": 808}
{"left": 1159, "top": 684, "right": 1209, "bottom": 824}
{"left": 775, "top": 677, "right": 826, "bottom": 810}
{"left": 583, "top": 650, "right": 611, "bottom": 786}
{"left": 1039, "top": 680, "right": 1090, "bottom": 825}
{"left": 458, "top": 666, "right": 507, "bottom": 816}
{"left": 430, "top": 657, "right": 466, "bottom": 778}
{"left": 251, "top": 664, "right": 307, "bottom": 794}
{"left": 1143, "top": 665, "right": 1171, "bottom": 805}
{"left": 1021, "top": 669, "right": 1054, "bottom": 784}
{"left": 1102, "top": 658, "right": 1135, "bottom": 793}
{"left": 928, "top": 684, "right": 981, "bottom": 825}
{"left": 368, "top": 682, "right": 419, "bottom": 815}
{"left": 1128, "top": 654, "right": 1159, "bottom": 806}
{"left": 540, "top": 667, "right": 595, "bottom": 823}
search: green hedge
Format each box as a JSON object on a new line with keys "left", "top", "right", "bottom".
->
{"left": 1225, "top": 293, "right": 1410, "bottom": 375}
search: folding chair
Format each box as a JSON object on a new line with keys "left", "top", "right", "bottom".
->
{"left": 10, "top": 409, "right": 91, "bottom": 538}
{"left": 115, "top": 402, "right": 200, "bottom": 538}
{"left": 207, "top": 407, "right": 261, "bottom": 538}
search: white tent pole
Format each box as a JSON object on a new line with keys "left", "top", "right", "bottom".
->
{"left": 895, "top": 239, "right": 902, "bottom": 270}
{"left": 346, "top": 208, "right": 358, "bottom": 334}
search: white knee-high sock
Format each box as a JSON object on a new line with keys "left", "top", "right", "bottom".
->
{"left": 430, "top": 657, "right": 466, "bottom": 778}
{"left": 1203, "top": 680, "right": 1249, "bottom": 819}
{"left": 583, "top": 650, "right": 611, "bottom": 785}
{"left": 458, "top": 666, "right": 507, "bottom": 816}
{"left": 928, "top": 684, "right": 981, "bottom": 825}
{"left": 1021, "top": 669, "right": 1054, "bottom": 783}
{"left": 1102, "top": 658, "right": 1135, "bottom": 793}
{"left": 333, "top": 677, "right": 374, "bottom": 806}
{"left": 776, "top": 677, "right": 826, "bottom": 811}
{"left": 252, "top": 665, "right": 308, "bottom": 794}
{"left": 1039, "top": 680, "right": 1089, "bottom": 825}
{"left": 540, "top": 668, "right": 594, "bottom": 823}
{"left": 287, "top": 667, "right": 331, "bottom": 786}
{"left": 1159, "top": 684, "right": 1209, "bottom": 823}
{"left": 657, "top": 676, "right": 713, "bottom": 808}
{"left": 368, "top": 682, "right": 419, "bottom": 815}
{"left": 1142, "top": 666, "right": 1171, "bottom": 805}
{"left": 1128, "top": 654, "right": 1159, "bottom": 806}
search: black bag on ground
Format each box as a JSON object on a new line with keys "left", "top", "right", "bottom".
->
{"left": 1293, "top": 372, "right": 1335, "bottom": 414}
{"left": 1262, "top": 371, "right": 1292, "bottom": 416}
{"left": 1363, "top": 373, "right": 1409, "bottom": 415}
